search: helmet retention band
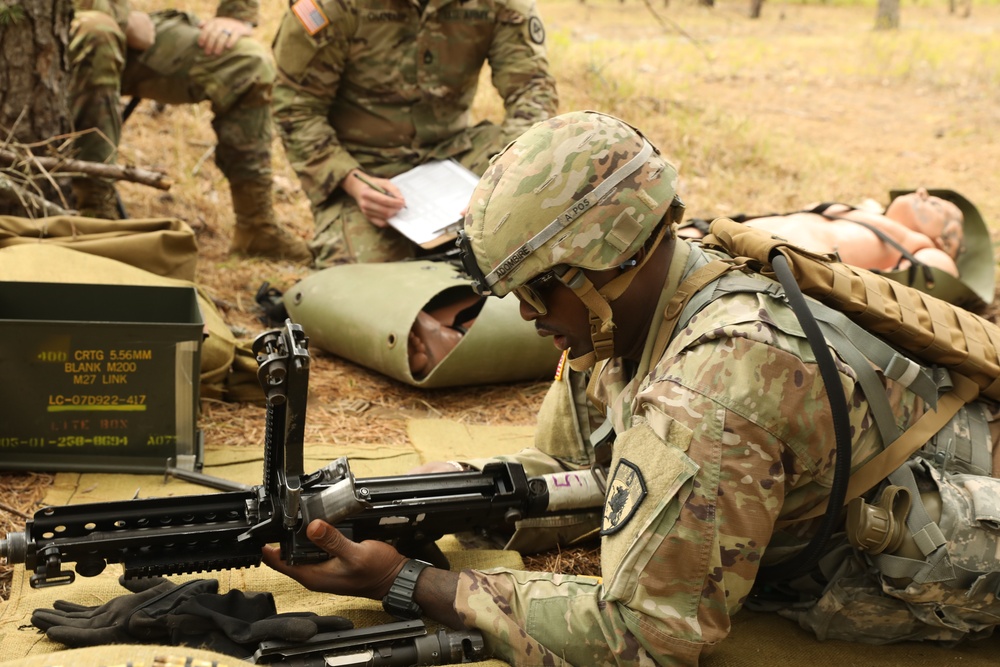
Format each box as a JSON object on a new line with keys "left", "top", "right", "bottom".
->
{"left": 482, "top": 140, "right": 655, "bottom": 290}
{"left": 563, "top": 222, "right": 672, "bottom": 370}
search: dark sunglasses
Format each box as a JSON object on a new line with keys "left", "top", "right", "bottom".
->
{"left": 512, "top": 271, "right": 560, "bottom": 315}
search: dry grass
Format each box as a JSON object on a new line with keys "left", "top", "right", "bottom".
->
{"left": 3, "top": 0, "right": 1000, "bottom": 596}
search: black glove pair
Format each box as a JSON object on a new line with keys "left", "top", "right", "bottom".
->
{"left": 31, "top": 576, "right": 353, "bottom": 658}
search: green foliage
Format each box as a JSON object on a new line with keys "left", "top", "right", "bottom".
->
{"left": 0, "top": 2, "right": 26, "bottom": 25}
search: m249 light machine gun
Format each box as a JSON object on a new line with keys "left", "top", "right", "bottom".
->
{"left": 1, "top": 321, "right": 604, "bottom": 589}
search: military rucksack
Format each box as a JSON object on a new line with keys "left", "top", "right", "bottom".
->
{"left": 653, "top": 217, "right": 998, "bottom": 583}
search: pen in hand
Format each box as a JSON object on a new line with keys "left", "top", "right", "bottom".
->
{"left": 353, "top": 171, "right": 397, "bottom": 199}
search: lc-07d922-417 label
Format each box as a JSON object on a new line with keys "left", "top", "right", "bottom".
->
{"left": 47, "top": 394, "right": 148, "bottom": 410}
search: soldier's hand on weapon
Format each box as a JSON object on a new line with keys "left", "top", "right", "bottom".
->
{"left": 263, "top": 519, "right": 408, "bottom": 599}
{"left": 344, "top": 169, "right": 406, "bottom": 228}
{"left": 197, "top": 17, "right": 253, "bottom": 57}
{"left": 262, "top": 519, "right": 466, "bottom": 628}
{"left": 125, "top": 11, "right": 155, "bottom": 51}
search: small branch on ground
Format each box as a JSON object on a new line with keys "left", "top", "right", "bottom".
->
{"left": 0, "top": 148, "right": 172, "bottom": 190}
{"left": 0, "top": 172, "right": 72, "bottom": 216}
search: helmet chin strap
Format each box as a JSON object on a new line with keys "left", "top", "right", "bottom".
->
{"left": 561, "top": 224, "right": 670, "bottom": 371}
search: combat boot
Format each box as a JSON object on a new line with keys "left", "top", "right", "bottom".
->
{"left": 229, "top": 179, "right": 313, "bottom": 263}
{"left": 71, "top": 177, "right": 121, "bottom": 220}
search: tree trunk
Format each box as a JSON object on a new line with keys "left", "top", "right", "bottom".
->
{"left": 0, "top": 0, "right": 74, "bottom": 215}
{"left": 749, "top": 0, "right": 764, "bottom": 19}
{"left": 951, "top": 0, "right": 972, "bottom": 18}
{"left": 874, "top": 0, "right": 900, "bottom": 30}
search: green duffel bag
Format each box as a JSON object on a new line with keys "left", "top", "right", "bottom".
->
{"left": 284, "top": 260, "right": 562, "bottom": 388}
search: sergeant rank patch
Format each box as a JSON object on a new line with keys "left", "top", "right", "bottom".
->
{"left": 601, "top": 458, "right": 647, "bottom": 535}
{"left": 292, "top": 0, "right": 330, "bottom": 35}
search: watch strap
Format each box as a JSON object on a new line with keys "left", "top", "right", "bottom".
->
{"left": 381, "top": 559, "right": 431, "bottom": 619}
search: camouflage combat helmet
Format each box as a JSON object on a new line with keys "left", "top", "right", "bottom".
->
{"left": 458, "top": 110, "right": 684, "bottom": 370}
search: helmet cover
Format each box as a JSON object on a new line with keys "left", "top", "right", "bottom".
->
{"left": 463, "top": 110, "right": 680, "bottom": 297}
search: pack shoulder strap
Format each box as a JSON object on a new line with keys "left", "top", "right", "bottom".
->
{"left": 653, "top": 257, "right": 741, "bottom": 363}
{"left": 778, "top": 368, "right": 981, "bottom": 528}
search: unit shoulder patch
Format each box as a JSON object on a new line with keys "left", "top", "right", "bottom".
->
{"left": 528, "top": 15, "right": 545, "bottom": 44}
{"left": 601, "top": 458, "right": 647, "bottom": 535}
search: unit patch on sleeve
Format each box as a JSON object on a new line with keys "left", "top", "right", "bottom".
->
{"left": 601, "top": 458, "right": 647, "bottom": 535}
{"left": 292, "top": 0, "right": 331, "bottom": 35}
{"left": 528, "top": 15, "right": 545, "bottom": 44}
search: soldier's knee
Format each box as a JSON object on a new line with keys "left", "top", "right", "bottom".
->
{"left": 70, "top": 11, "right": 125, "bottom": 82}
{"left": 205, "top": 39, "right": 275, "bottom": 112}
{"left": 227, "top": 39, "right": 277, "bottom": 88}
{"left": 71, "top": 9, "right": 124, "bottom": 42}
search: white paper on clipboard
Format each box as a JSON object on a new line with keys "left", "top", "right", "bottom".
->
{"left": 387, "top": 160, "right": 481, "bottom": 248}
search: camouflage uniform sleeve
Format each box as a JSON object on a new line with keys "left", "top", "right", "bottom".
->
{"left": 487, "top": 0, "right": 559, "bottom": 147}
{"left": 271, "top": 3, "right": 361, "bottom": 208}
{"left": 454, "top": 319, "right": 840, "bottom": 664}
{"left": 216, "top": 0, "right": 260, "bottom": 25}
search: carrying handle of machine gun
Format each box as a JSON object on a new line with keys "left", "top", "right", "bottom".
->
{"left": 239, "top": 322, "right": 373, "bottom": 551}
{"left": 253, "top": 321, "right": 310, "bottom": 527}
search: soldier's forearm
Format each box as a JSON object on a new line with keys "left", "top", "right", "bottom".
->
{"left": 415, "top": 567, "right": 465, "bottom": 629}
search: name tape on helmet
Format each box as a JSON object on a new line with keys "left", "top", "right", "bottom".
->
{"left": 485, "top": 140, "right": 655, "bottom": 287}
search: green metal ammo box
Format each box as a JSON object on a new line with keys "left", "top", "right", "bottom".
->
{"left": 0, "top": 282, "right": 204, "bottom": 473}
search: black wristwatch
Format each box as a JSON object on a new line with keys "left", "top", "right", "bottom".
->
{"left": 382, "top": 559, "right": 432, "bottom": 619}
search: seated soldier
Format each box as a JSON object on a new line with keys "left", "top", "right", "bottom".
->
{"left": 679, "top": 188, "right": 965, "bottom": 277}
{"left": 69, "top": 0, "right": 312, "bottom": 262}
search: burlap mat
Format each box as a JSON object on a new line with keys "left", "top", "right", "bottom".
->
{"left": 3, "top": 419, "right": 998, "bottom": 665}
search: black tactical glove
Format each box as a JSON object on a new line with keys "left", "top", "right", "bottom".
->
{"left": 157, "top": 588, "right": 355, "bottom": 657}
{"left": 32, "top": 576, "right": 353, "bottom": 657}
{"left": 31, "top": 576, "right": 218, "bottom": 648}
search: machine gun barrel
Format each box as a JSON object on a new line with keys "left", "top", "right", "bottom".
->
{"left": 1, "top": 459, "right": 603, "bottom": 587}
{"left": 251, "top": 619, "right": 485, "bottom": 666}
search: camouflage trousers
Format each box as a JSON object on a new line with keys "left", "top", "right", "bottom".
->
{"left": 780, "top": 456, "right": 1000, "bottom": 645}
{"left": 310, "top": 122, "right": 504, "bottom": 266}
{"left": 69, "top": 5, "right": 276, "bottom": 184}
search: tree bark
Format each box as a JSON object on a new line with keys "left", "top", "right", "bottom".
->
{"left": 0, "top": 0, "right": 74, "bottom": 215}
{"left": 749, "top": 0, "right": 764, "bottom": 19}
{"left": 874, "top": 0, "right": 900, "bottom": 30}
{"left": 949, "top": 0, "right": 972, "bottom": 18}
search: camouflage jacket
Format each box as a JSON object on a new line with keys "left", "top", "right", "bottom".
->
{"left": 453, "top": 240, "right": 931, "bottom": 665}
{"left": 271, "top": 0, "right": 558, "bottom": 208}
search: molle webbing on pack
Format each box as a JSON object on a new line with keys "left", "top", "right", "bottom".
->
{"left": 702, "top": 218, "right": 1000, "bottom": 403}
{"left": 661, "top": 256, "right": 977, "bottom": 523}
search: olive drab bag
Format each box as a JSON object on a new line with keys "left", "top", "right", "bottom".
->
{"left": 671, "top": 218, "right": 1000, "bottom": 641}
{"left": 0, "top": 215, "right": 199, "bottom": 281}
{"left": 702, "top": 217, "right": 1000, "bottom": 403}
{"left": 283, "top": 260, "right": 562, "bottom": 388}
{"left": 653, "top": 216, "right": 999, "bottom": 521}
